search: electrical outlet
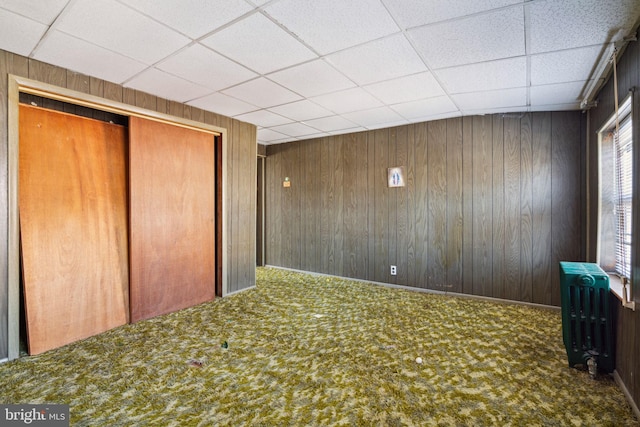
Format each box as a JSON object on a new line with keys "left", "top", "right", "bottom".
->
{"left": 390, "top": 265, "right": 397, "bottom": 276}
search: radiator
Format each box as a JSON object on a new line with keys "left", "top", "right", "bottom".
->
{"left": 559, "top": 262, "right": 614, "bottom": 374}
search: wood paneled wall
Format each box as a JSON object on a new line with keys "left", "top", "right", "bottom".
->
{"left": 266, "top": 112, "right": 585, "bottom": 306}
{"left": 0, "top": 50, "right": 257, "bottom": 359}
{"left": 587, "top": 38, "right": 640, "bottom": 414}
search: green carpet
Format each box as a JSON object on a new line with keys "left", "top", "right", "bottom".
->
{"left": 0, "top": 267, "right": 637, "bottom": 426}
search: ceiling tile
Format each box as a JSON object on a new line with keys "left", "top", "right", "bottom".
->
{"left": 125, "top": 68, "right": 214, "bottom": 102}
{"left": 311, "top": 87, "right": 384, "bottom": 114}
{"left": 382, "top": 0, "right": 523, "bottom": 29}
{"left": 391, "top": 96, "right": 458, "bottom": 119}
{"left": 0, "top": 0, "right": 70, "bottom": 24}
{"left": 326, "top": 34, "right": 427, "bottom": 85}
{"left": 364, "top": 72, "right": 445, "bottom": 104}
{"left": 264, "top": 0, "right": 399, "bottom": 55}
{"left": 452, "top": 87, "right": 527, "bottom": 111}
{"left": 267, "top": 59, "right": 355, "bottom": 97}
{"left": 530, "top": 45, "right": 605, "bottom": 86}
{"left": 188, "top": 92, "right": 258, "bottom": 117}
{"left": 235, "top": 110, "right": 293, "bottom": 128}
{"left": 222, "top": 78, "right": 303, "bottom": 108}
{"left": 528, "top": 0, "right": 640, "bottom": 54}
{"left": 56, "top": 0, "right": 190, "bottom": 64}
{"left": 124, "top": 0, "right": 253, "bottom": 39}
{"left": 268, "top": 100, "right": 333, "bottom": 121}
{"left": 408, "top": 7, "right": 525, "bottom": 69}
{"left": 303, "top": 115, "right": 359, "bottom": 133}
{"left": 405, "top": 111, "right": 462, "bottom": 124}
{"left": 530, "top": 81, "right": 590, "bottom": 106}
{"left": 0, "top": 8, "right": 47, "bottom": 56}
{"left": 201, "top": 12, "right": 316, "bottom": 74}
{"left": 34, "top": 31, "right": 147, "bottom": 83}
{"left": 157, "top": 44, "right": 257, "bottom": 91}
{"left": 435, "top": 57, "right": 527, "bottom": 94}
{"left": 343, "top": 107, "right": 406, "bottom": 128}
{"left": 268, "top": 122, "right": 321, "bottom": 138}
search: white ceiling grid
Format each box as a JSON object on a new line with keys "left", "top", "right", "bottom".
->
{"left": 0, "top": 0, "right": 638, "bottom": 144}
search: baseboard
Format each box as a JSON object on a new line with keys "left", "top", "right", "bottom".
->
{"left": 0, "top": 357, "right": 7, "bottom": 364}
{"left": 262, "top": 265, "right": 560, "bottom": 312}
{"left": 613, "top": 370, "right": 640, "bottom": 421}
{"left": 223, "top": 284, "right": 256, "bottom": 298}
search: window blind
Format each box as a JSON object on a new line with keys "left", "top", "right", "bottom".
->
{"left": 613, "top": 112, "right": 633, "bottom": 279}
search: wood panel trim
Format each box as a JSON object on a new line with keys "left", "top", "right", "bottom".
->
{"left": 7, "top": 74, "right": 230, "bottom": 359}
{"left": 12, "top": 75, "right": 223, "bottom": 136}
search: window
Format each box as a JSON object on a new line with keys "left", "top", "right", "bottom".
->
{"left": 599, "top": 95, "right": 633, "bottom": 282}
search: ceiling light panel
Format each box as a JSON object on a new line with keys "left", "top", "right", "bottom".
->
{"left": 157, "top": 44, "right": 257, "bottom": 91}
{"left": 0, "top": 0, "right": 70, "bottom": 25}
{"left": 267, "top": 59, "right": 355, "bottom": 98}
{"left": 452, "top": 87, "right": 527, "bottom": 111}
{"left": 530, "top": 45, "right": 604, "bottom": 86}
{"left": 391, "top": 96, "right": 458, "bottom": 119}
{"left": 528, "top": 0, "right": 640, "bottom": 54}
{"left": 408, "top": 7, "right": 525, "bottom": 69}
{"left": 311, "top": 87, "right": 384, "bottom": 114}
{"left": 0, "top": 9, "right": 47, "bottom": 56}
{"left": 34, "top": 31, "right": 147, "bottom": 83}
{"left": 201, "top": 12, "right": 316, "bottom": 74}
{"left": 123, "top": 0, "right": 254, "bottom": 39}
{"left": 382, "top": 0, "right": 523, "bottom": 29}
{"left": 435, "top": 56, "right": 527, "bottom": 94}
{"left": 364, "top": 72, "right": 445, "bottom": 104}
{"left": 56, "top": 0, "right": 190, "bottom": 64}
{"left": 222, "top": 77, "right": 302, "bottom": 108}
{"left": 125, "top": 68, "right": 214, "bottom": 103}
{"left": 264, "top": 0, "right": 399, "bottom": 55}
{"left": 326, "top": 34, "right": 427, "bottom": 86}
{"left": 187, "top": 92, "right": 258, "bottom": 117}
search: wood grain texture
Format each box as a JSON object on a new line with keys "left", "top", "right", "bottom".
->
{"left": 427, "top": 120, "right": 447, "bottom": 290}
{"left": 301, "top": 139, "right": 321, "bottom": 273}
{"left": 265, "top": 112, "right": 584, "bottom": 307}
{"left": 414, "top": 123, "right": 429, "bottom": 288}
{"left": 446, "top": 118, "right": 463, "bottom": 292}
{"left": 532, "top": 113, "right": 553, "bottom": 305}
{"left": 19, "top": 105, "right": 129, "bottom": 355}
{"left": 551, "top": 112, "right": 582, "bottom": 307}
{"left": 0, "top": 52, "right": 8, "bottom": 358}
{"left": 491, "top": 115, "right": 505, "bottom": 300}
{"left": 504, "top": 117, "right": 521, "bottom": 301}
{"left": 472, "top": 116, "right": 493, "bottom": 297}
{"left": 461, "top": 117, "right": 474, "bottom": 295}
{"left": 129, "top": 116, "right": 215, "bottom": 322}
{"left": 520, "top": 113, "right": 533, "bottom": 303}
{"left": 394, "top": 126, "right": 409, "bottom": 285}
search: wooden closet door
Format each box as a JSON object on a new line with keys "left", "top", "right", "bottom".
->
{"left": 19, "top": 105, "right": 129, "bottom": 355}
{"left": 129, "top": 117, "right": 215, "bottom": 322}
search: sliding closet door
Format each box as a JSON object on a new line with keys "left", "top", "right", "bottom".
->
{"left": 129, "top": 117, "right": 215, "bottom": 322}
{"left": 19, "top": 105, "right": 129, "bottom": 355}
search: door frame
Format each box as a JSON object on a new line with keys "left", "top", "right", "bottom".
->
{"left": 7, "top": 75, "right": 228, "bottom": 360}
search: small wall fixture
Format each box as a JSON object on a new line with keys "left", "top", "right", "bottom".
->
{"left": 283, "top": 177, "right": 291, "bottom": 188}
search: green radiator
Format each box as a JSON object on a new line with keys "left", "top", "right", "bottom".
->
{"left": 559, "top": 262, "right": 614, "bottom": 374}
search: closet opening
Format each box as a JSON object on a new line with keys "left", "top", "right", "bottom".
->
{"left": 8, "top": 75, "right": 227, "bottom": 360}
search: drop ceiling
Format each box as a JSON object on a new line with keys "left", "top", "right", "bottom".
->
{"left": 1, "top": 0, "right": 639, "bottom": 145}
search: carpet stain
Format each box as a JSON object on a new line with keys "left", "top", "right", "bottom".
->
{"left": 0, "top": 267, "right": 637, "bottom": 426}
